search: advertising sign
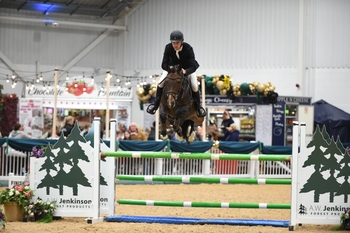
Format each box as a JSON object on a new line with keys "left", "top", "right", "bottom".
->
{"left": 25, "top": 84, "right": 133, "bottom": 100}
{"left": 19, "top": 99, "right": 44, "bottom": 137}
{"left": 30, "top": 123, "right": 115, "bottom": 217}
{"left": 292, "top": 125, "right": 350, "bottom": 225}
{"left": 272, "top": 101, "right": 285, "bottom": 146}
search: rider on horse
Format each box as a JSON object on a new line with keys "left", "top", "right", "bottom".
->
{"left": 147, "top": 30, "right": 206, "bottom": 118}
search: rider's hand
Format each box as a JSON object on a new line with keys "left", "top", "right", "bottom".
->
{"left": 182, "top": 69, "right": 186, "bottom": 75}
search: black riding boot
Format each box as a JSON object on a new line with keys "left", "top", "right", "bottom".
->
{"left": 193, "top": 91, "right": 206, "bottom": 117}
{"left": 147, "top": 87, "right": 163, "bottom": 114}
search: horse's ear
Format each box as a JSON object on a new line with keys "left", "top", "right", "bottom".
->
{"left": 177, "top": 64, "right": 182, "bottom": 73}
{"left": 168, "top": 66, "right": 175, "bottom": 73}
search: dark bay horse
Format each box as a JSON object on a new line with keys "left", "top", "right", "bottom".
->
{"left": 159, "top": 65, "right": 204, "bottom": 144}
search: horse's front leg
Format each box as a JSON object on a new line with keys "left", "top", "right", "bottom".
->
{"left": 174, "top": 106, "right": 190, "bottom": 140}
{"left": 173, "top": 118, "right": 183, "bottom": 141}
{"left": 159, "top": 108, "right": 168, "bottom": 140}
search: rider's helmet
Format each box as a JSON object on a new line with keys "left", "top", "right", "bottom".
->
{"left": 170, "top": 30, "right": 184, "bottom": 42}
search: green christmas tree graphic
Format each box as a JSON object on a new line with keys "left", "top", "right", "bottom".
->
{"left": 84, "top": 121, "right": 108, "bottom": 186}
{"left": 36, "top": 120, "right": 109, "bottom": 197}
{"left": 300, "top": 125, "right": 349, "bottom": 203}
{"left": 335, "top": 136, "right": 346, "bottom": 154}
{"left": 65, "top": 122, "right": 92, "bottom": 196}
{"left": 298, "top": 204, "right": 307, "bottom": 215}
{"left": 321, "top": 126, "right": 331, "bottom": 144}
{"left": 53, "top": 133, "right": 73, "bottom": 195}
{"left": 335, "top": 148, "right": 350, "bottom": 203}
{"left": 300, "top": 125, "right": 330, "bottom": 202}
{"left": 319, "top": 136, "right": 342, "bottom": 202}
{"left": 36, "top": 143, "right": 58, "bottom": 195}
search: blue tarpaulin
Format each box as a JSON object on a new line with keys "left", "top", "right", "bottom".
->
{"left": 313, "top": 99, "right": 350, "bottom": 144}
{"left": 105, "top": 215, "right": 290, "bottom": 228}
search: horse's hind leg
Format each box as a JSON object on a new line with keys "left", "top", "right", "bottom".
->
{"left": 187, "top": 121, "right": 196, "bottom": 143}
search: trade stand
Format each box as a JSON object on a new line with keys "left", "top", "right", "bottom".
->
{"left": 22, "top": 83, "right": 133, "bottom": 137}
{"left": 204, "top": 95, "right": 313, "bottom": 146}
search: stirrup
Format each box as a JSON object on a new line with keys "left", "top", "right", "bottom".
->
{"left": 197, "top": 107, "right": 206, "bottom": 117}
{"left": 146, "top": 104, "right": 157, "bottom": 115}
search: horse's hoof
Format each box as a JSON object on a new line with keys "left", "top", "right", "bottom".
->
{"left": 146, "top": 105, "right": 157, "bottom": 114}
{"left": 188, "top": 131, "right": 196, "bottom": 142}
{"left": 175, "top": 133, "right": 184, "bottom": 142}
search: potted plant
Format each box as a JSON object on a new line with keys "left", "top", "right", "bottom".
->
{"left": 340, "top": 207, "right": 350, "bottom": 230}
{"left": 24, "top": 198, "right": 57, "bottom": 223}
{"left": 0, "top": 208, "right": 6, "bottom": 229}
{"left": 0, "top": 182, "right": 34, "bottom": 222}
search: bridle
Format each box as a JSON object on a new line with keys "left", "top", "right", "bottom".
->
{"left": 165, "top": 73, "right": 188, "bottom": 102}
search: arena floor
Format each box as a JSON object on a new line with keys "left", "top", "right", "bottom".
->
{"left": 4, "top": 184, "right": 339, "bottom": 232}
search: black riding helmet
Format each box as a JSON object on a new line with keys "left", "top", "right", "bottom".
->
{"left": 170, "top": 30, "right": 184, "bottom": 42}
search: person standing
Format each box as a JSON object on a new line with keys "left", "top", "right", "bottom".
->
{"left": 61, "top": 116, "right": 74, "bottom": 137}
{"left": 146, "top": 30, "right": 206, "bottom": 117}
{"left": 221, "top": 111, "right": 234, "bottom": 140}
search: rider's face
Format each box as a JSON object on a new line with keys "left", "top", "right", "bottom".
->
{"left": 172, "top": 41, "right": 183, "bottom": 50}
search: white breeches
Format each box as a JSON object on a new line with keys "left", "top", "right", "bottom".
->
{"left": 158, "top": 71, "right": 198, "bottom": 92}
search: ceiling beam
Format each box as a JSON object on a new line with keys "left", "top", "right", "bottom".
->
{"left": 17, "top": 2, "right": 28, "bottom": 11}
{"left": 69, "top": 6, "right": 80, "bottom": 16}
{"left": 0, "top": 50, "right": 25, "bottom": 82}
{"left": 0, "top": 16, "right": 126, "bottom": 30}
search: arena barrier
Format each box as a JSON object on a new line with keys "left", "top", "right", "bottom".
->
{"left": 102, "top": 119, "right": 297, "bottom": 228}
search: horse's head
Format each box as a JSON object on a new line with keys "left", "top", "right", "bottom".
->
{"left": 163, "top": 65, "right": 185, "bottom": 109}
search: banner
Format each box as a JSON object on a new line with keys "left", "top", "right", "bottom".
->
{"left": 25, "top": 84, "right": 133, "bottom": 100}
{"left": 19, "top": 99, "right": 44, "bottom": 137}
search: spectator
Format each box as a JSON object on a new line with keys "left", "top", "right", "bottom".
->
{"left": 147, "top": 121, "right": 156, "bottom": 141}
{"left": 128, "top": 122, "right": 147, "bottom": 141}
{"left": 167, "top": 127, "right": 178, "bottom": 141}
{"left": 80, "top": 123, "right": 91, "bottom": 137}
{"left": 117, "top": 124, "right": 127, "bottom": 140}
{"left": 74, "top": 112, "right": 80, "bottom": 123}
{"left": 9, "top": 123, "right": 36, "bottom": 139}
{"left": 221, "top": 111, "right": 234, "bottom": 140}
{"left": 195, "top": 127, "right": 203, "bottom": 141}
{"left": 127, "top": 122, "right": 147, "bottom": 174}
{"left": 61, "top": 116, "right": 74, "bottom": 137}
{"left": 123, "top": 131, "right": 131, "bottom": 140}
{"left": 43, "top": 125, "right": 61, "bottom": 139}
{"left": 225, "top": 123, "right": 240, "bottom": 141}
{"left": 207, "top": 120, "right": 219, "bottom": 141}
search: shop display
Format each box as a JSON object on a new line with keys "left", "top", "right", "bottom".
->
{"left": 240, "top": 118, "right": 255, "bottom": 141}
{"left": 285, "top": 104, "right": 298, "bottom": 146}
{"left": 207, "top": 106, "right": 255, "bottom": 142}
